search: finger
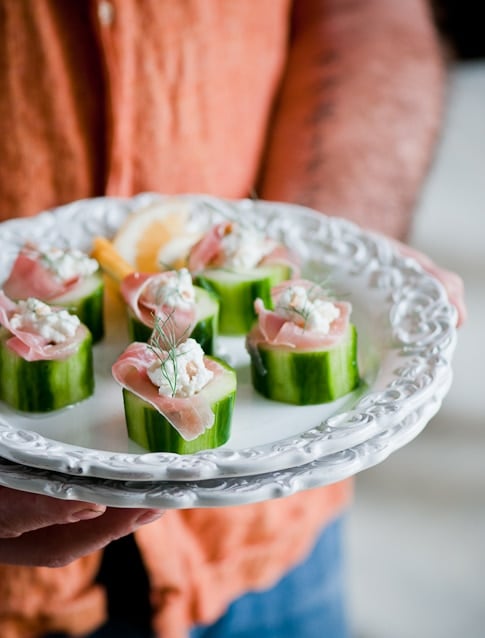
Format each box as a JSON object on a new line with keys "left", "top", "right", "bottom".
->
{"left": 0, "top": 506, "right": 164, "bottom": 567}
{"left": 413, "top": 259, "right": 467, "bottom": 327}
{"left": 388, "top": 239, "right": 467, "bottom": 327}
{"left": 436, "top": 269, "right": 467, "bottom": 327}
{"left": 0, "top": 487, "right": 106, "bottom": 538}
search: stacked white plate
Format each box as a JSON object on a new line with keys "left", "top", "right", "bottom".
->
{"left": 0, "top": 195, "right": 457, "bottom": 509}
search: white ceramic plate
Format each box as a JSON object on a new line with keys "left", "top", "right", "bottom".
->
{"left": 0, "top": 194, "right": 457, "bottom": 481}
{"left": 0, "top": 381, "right": 450, "bottom": 509}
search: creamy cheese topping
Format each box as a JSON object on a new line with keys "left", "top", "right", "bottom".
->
{"left": 220, "top": 224, "right": 276, "bottom": 270}
{"left": 274, "top": 285, "right": 340, "bottom": 333}
{"left": 40, "top": 247, "right": 99, "bottom": 281}
{"left": 147, "top": 337, "right": 213, "bottom": 398}
{"left": 9, "top": 298, "right": 81, "bottom": 343}
{"left": 142, "top": 269, "right": 195, "bottom": 310}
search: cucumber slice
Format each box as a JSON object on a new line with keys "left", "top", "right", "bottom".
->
{"left": 127, "top": 286, "right": 219, "bottom": 354}
{"left": 0, "top": 328, "right": 94, "bottom": 412}
{"left": 250, "top": 324, "right": 359, "bottom": 405}
{"left": 123, "top": 357, "right": 236, "bottom": 454}
{"left": 51, "top": 273, "right": 105, "bottom": 343}
{"left": 195, "top": 263, "right": 290, "bottom": 335}
{"left": 190, "top": 287, "right": 219, "bottom": 355}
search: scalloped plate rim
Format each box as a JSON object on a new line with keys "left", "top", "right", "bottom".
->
{"left": 0, "top": 194, "right": 457, "bottom": 481}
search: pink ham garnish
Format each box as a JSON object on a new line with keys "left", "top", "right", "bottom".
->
{"left": 0, "top": 291, "right": 89, "bottom": 362}
{"left": 187, "top": 220, "right": 300, "bottom": 276}
{"left": 187, "top": 221, "right": 231, "bottom": 273}
{"left": 2, "top": 244, "right": 80, "bottom": 300}
{"left": 120, "top": 272, "right": 197, "bottom": 339}
{"left": 112, "top": 342, "right": 222, "bottom": 441}
{"left": 246, "top": 279, "right": 352, "bottom": 352}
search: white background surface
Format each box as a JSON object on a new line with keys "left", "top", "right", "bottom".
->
{"left": 347, "top": 61, "right": 485, "bottom": 637}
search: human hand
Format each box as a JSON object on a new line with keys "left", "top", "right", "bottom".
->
{"left": 391, "top": 240, "right": 467, "bottom": 327}
{"left": 0, "top": 487, "right": 163, "bottom": 567}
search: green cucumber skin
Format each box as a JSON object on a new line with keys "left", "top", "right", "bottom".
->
{"left": 123, "top": 386, "right": 236, "bottom": 454}
{"left": 0, "top": 329, "right": 94, "bottom": 412}
{"left": 250, "top": 324, "right": 359, "bottom": 405}
{"left": 189, "top": 316, "right": 217, "bottom": 356}
{"left": 123, "top": 355, "right": 236, "bottom": 454}
{"left": 127, "top": 317, "right": 153, "bottom": 343}
{"left": 192, "top": 287, "right": 219, "bottom": 355}
{"left": 53, "top": 275, "right": 104, "bottom": 343}
{"left": 195, "top": 265, "right": 290, "bottom": 336}
{"left": 127, "top": 313, "right": 217, "bottom": 355}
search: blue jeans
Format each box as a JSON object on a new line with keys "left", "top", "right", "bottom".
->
{"left": 190, "top": 516, "right": 349, "bottom": 638}
{"left": 46, "top": 516, "right": 349, "bottom": 638}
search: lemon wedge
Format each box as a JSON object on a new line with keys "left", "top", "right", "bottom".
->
{"left": 112, "top": 198, "right": 201, "bottom": 273}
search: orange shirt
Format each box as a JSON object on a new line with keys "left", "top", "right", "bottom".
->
{"left": 0, "top": 2, "right": 352, "bottom": 637}
{"left": 1, "top": 0, "right": 291, "bottom": 217}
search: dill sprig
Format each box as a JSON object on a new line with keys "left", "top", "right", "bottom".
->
{"left": 39, "top": 251, "right": 59, "bottom": 274}
{"left": 147, "top": 312, "right": 192, "bottom": 397}
{"left": 307, "top": 277, "right": 333, "bottom": 299}
{"left": 307, "top": 275, "right": 350, "bottom": 302}
{"left": 275, "top": 293, "right": 312, "bottom": 330}
{"left": 201, "top": 201, "right": 254, "bottom": 233}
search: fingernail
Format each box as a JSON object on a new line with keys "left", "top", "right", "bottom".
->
{"left": 70, "top": 506, "right": 107, "bottom": 522}
{"left": 134, "top": 510, "right": 163, "bottom": 526}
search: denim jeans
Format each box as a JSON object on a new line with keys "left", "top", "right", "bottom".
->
{"left": 190, "top": 516, "right": 349, "bottom": 638}
{"left": 46, "top": 516, "right": 349, "bottom": 638}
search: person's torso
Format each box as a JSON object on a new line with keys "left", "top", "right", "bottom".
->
{"left": 0, "top": 0, "right": 291, "bottom": 219}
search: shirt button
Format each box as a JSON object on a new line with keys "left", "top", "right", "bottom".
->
{"left": 98, "top": 1, "right": 115, "bottom": 26}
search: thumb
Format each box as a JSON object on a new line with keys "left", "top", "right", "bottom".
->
{"left": 0, "top": 487, "right": 106, "bottom": 538}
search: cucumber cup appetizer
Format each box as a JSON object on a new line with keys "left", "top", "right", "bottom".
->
{"left": 91, "top": 238, "right": 219, "bottom": 354}
{"left": 2, "top": 243, "right": 104, "bottom": 342}
{"left": 121, "top": 269, "right": 219, "bottom": 355}
{"left": 246, "top": 280, "right": 359, "bottom": 405}
{"left": 188, "top": 220, "right": 299, "bottom": 335}
{"left": 0, "top": 293, "right": 94, "bottom": 412}
{"left": 112, "top": 319, "right": 236, "bottom": 454}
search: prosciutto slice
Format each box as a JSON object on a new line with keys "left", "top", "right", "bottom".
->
{"left": 187, "top": 221, "right": 300, "bottom": 276}
{"left": 246, "top": 280, "right": 352, "bottom": 352}
{"left": 187, "top": 221, "right": 231, "bottom": 273}
{"left": 0, "top": 291, "right": 88, "bottom": 361}
{"left": 120, "top": 272, "right": 197, "bottom": 339}
{"left": 2, "top": 244, "right": 80, "bottom": 300}
{"left": 112, "top": 342, "right": 222, "bottom": 441}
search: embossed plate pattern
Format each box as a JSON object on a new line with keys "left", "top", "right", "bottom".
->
{"left": 0, "top": 194, "right": 457, "bottom": 481}
{"left": 0, "top": 385, "right": 449, "bottom": 509}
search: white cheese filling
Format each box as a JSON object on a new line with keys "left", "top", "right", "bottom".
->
{"left": 142, "top": 269, "right": 195, "bottom": 310}
{"left": 40, "top": 247, "right": 99, "bottom": 281}
{"left": 220, "top": 223, "right": 276, "bottom": 270}
{"left": 274, "top": 285, "right": 340, "bottom": 333}
{"left": 9, "top": 298, "right": 81, "bottom": 343}
{"left": 147, "top": 338, "right": 213, "bottom": 398}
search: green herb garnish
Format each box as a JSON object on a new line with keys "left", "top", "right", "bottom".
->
{"left": 147, "top": 313, "right": 191, "bottom": 397}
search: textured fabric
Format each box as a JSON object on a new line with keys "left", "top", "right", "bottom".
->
{"left": 50, "top": 516, "right": 348, "bottom": 638}
{"left": 0, "top": 0, "right": 291, "bottom": 218}
{"left": 0, "top": 1, "right": 355, "bottom": 637}
{"left": 0, "top": 487, "right": 352, "bottom": 638}
{"left": 136, "top": 484, "right": 351, "bottom": 637}
{"left": 0, "top": 553, "right": 105, "bottom": 637}
{"left": 189, "top": 516, "right": 349, "bottom": 638}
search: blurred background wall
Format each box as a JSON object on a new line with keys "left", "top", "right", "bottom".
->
{"left": 347, "top": 2, "right": 485, "bottom": 637}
